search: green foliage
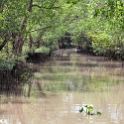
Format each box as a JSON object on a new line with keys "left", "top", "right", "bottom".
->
{"left": 83, "top": 0, "right": 123, "bottom": 56}
{"left": 79, "top": 107, "right": 84, "bottom": 113}
{"left": 1, "top": 0, "right": 28, "bottom": 32}
{"left": 0, "top": 0, "right": 123, "bottom": 61}
{"left": 97, "top": 111, "right": 102, "bottom": 115}
{"left": 79, "top": 105, "right": 102, "bottom": 115}
{"left": 0, "top": 60, "right": 15, "bottom": 70}
{"left": 91, "top": 31, "right": 111, "bottom": 55}
{"left": 35, "top": 46, "right": 50, "bottom": 54}
{"left": 92, "top": 0, "right": 124, "bottom": 30}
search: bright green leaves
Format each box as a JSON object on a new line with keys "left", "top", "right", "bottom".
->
{"left": 85, "top": 105, "right": 93, "bottom": 115}
{"left": 106, "top": 0, "right": 124, "bottom": 21}
{"left": 92, "top": 0, "right": 124, "bottom": 30}
{"left": 87, "top": 0, "right": 124, "bottom": 56}
{"left": 0, "top": 13, "right": 2, "bottom": 20}
{"left": 1, "top": 0, "right": 29, "bottom": 33}
{"left": 79, "top": 105, "right": 102, "bottom": 115}
{"left": 0, "top": 0, "right": 123, "bottom": 59}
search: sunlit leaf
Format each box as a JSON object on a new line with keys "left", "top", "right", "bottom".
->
{"left": 0, "top": 13, "right": 2, "bottom": 20}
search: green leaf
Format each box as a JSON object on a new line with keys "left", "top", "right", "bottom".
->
{"left": 97, "top": 111, "right": 102, "bottom": 115}
{"left": 86, "top": 106, "right": 93, "bottom": 112}
{"left": 79, "top": 107, "right": 84, "bottom": 113}
{"left": 87, "top": 111, "right": 91, "bottom": 115}
{"left": 0, "top": 13, "right": 2, "bottom": 20}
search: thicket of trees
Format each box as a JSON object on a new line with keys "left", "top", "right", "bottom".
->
{"left": 0, "top": 0, "right": 124, "bottom": 67}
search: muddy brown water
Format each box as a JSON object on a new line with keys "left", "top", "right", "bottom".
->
{"left": 0, "top": 49, "right": 124, "bottom": 124}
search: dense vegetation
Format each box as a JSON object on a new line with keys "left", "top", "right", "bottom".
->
{"left": 0, "top": 0, "right": 124, "bottom": 62}
{"left": 0, "top": 0, "right": 124, "bottom": 95}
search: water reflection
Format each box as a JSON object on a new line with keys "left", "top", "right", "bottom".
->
{"left": 0, "top": 49, "right": 124, "bottom": 124}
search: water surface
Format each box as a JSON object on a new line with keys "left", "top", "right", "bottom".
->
{"left": 0, "top": 49, "right": 124, "bottom": 124}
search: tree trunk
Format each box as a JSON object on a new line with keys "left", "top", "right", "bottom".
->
{"left": 36, "top": 26, "right": 51, "bottom": 48}
{"left": 13, "top": 0, "right": 33, "bottom": 54}
{"left": 27, "top": 82, "right": 32, "bottom": 97}
{"left": 0, "top": 35, "right": 10, "bottom": 51}
{"left": 29, "top": 35, "right": 33, "bottom": 49}
{"left": 13, "top": 34, "right": 24, "bottom": 54}
{"left": 36, "top": 31, "right": 44, "bottom": 48}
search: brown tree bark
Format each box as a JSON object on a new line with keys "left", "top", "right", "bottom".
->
{"left": 13, "top": 0, "right": 33, "bottom": 54}
{"left": 27, "top": 82, "right": 32, "bottom": 97}
{"left": 36, "top": 31, "right": 44, "bottom": 48}
{"left": 29, "top": 35, "right": 33, "bottom": 49}
{"left": 35, "top": 26, "right": 51, "bottom": 48}
{"left": 0, "top": 34, "right": 10, "bottom": 51}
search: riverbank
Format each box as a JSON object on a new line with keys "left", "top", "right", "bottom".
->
{"left": 0, "top": 48, "right": 123, "bottom": 96}
{"left": 0, "top": 51, "right": 51, "bottom": 96}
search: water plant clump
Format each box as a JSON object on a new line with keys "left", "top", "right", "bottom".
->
{"left": 79, "top": 105, "right": 102, "bottom": 115}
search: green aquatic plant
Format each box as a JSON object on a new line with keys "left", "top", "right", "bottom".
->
{"left": 79, "top": 105, "right": 102, "bottom": 115}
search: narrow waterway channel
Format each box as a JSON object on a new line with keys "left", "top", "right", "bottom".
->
{"left": 0, "top": 49, "right": 124, "bottom": 124}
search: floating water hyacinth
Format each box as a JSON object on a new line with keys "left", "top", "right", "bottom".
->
{"left": 79, "top": 104, "right": 102, "bottom": 115}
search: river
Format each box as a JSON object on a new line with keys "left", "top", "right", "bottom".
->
{"left": 0, "top": 49, "right": 124, "bottom": 124}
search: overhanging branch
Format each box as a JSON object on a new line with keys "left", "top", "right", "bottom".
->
{"left": 31, "top": 26, "right": 52, "bottom": 32}
{"left": 32, "top": 4, "right": 60, "bottom": 9}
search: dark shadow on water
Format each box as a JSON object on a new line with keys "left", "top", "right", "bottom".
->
{"left": 44, "top": 62, "right": 121, "bottom": 68}
{"left": 52, "top": 57, "right": 70, "bottom": 61}
{"left": 0, "top": 62, "right": 33, "bottom": 97}
{"left": 59, "top": 63, "right": 98, "bottom": 67}
{"left": 35, "top": 79, "right": 46, "bottom": 97}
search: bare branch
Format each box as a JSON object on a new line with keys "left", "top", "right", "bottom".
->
{"left": 32, "top": 4, "right": 42, "bottom": 9}
{"left": 31, "top": 26, "right": 52, "bottom": 32}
